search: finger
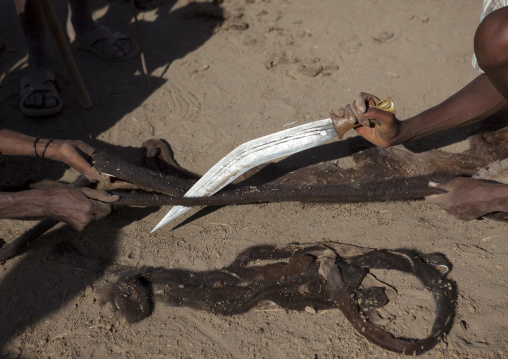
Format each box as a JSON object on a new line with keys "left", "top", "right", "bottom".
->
{"left": 78, "top": 187, "right": 120, "bottom": 203}
{"left": 353, "top": 113, "right": 371, "bottom": 128}
{"left": 92, "top": 201, "right": 113, "bottom": 220}
{"left": 351, "top": 101, "right": 372, "bottom": 127}
{"left": 362, "top": 108, "right": 393, "bottom": 125}
{"left": 425, "top": 193, "right": 442, "bottom": 204}
{"left": 333, "top": 107, "right": 354, "bottom": 124}
{"left": 428, "top": 181, "right": 440, "bottom": 188}
{"left": 360, "top": 92, "right": 380, "bottom": 110}
{"left": 428, "top": 180, "right": 458, "bottom": 192}
{"left": 70, "top": 222, "right": 86, "bottom": 231}
{"left": 425, "top": 182, "right": 448, "bottom": 203}
{"left": 345, "top": 104, "right": 364, "bottom": 126}
{"left": 60, "top": 216, "right": 87, "bottom": 231}
{"left": 58, "top": 143, "right": 109, "bottom": 183}
{"left": 355, "top": 93, "right": 367, "bottom": 114}
{"left": 81, "top": 165, "right": 111, "bottom": 183}
{"left": 424, "top": 193, "right": 450, "bottom": 207}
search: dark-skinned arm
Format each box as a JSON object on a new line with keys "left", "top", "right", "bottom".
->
{"left": 0, "top": 129, "right": 118, "bottom": 229}
{"left": 342, "top": 74, "right": 508, "bottom": 147}
{"left": 0, "top": 188, "right": 117, "bottom": 230}
{"left": 0, "top": 128, "right": 111, "bottom": 182}
{"left": 338, "top": 75, "right": 508, "bottom": 221}
{"left": 395, "top": 74, "right": 508, "bottom": 144}
{"left": 426, "top": 178, "right": 508, "bottom": 220}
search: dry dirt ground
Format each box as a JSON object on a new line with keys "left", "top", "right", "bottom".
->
{"left": 1, "top": 0, "right": 507, "bottom": 358}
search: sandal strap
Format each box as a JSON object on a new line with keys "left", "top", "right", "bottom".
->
{"left": 20, "top": 70, "right": 56, "bottom": 91}
{"left": 77, "top": 25, "right": 130, "bottom": 58}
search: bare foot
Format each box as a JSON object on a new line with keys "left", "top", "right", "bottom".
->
{"left": 74, "top": 25, "right": 139, "bottom": 61}
{"left": 20, "top": 70, "right": 63, "bottom": 116}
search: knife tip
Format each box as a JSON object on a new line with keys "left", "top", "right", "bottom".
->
{"left": 151, "top": 206, "right": 192, "bottom": 233}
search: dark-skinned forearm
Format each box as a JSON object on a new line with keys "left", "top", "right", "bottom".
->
{"left": 0, "top": 190, "right": 50, "bottom": 219}
{"left": 0, "top": 129, "right": 57, "bottom": 158}
{"left": 396, "top": 74, "right": 508, "bottom": 144}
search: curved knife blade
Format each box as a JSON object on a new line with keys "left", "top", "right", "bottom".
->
{"left": 151, "top": 118, "right": 337, "bottom": 232}
{"left": 151, "top": 98, "right": 396, "bottom": 232}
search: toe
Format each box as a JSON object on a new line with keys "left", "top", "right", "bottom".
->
{"left": 113, "top": 49, "right": 126, "bottom": 59}
{"left": 45, "top": 96, "right": 57, "bottom": 108}
{"left": 34, "top": 92, "right": 43, "bottom": 107}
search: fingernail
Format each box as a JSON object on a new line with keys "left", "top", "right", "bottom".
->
{"left": 358, "top": 105, "right": 365, "bottom": 113}
{"left": 429, "top": 181, "right": 438, "bottom": 187}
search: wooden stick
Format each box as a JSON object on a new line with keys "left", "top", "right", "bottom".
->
{"left": 38, "top": 0, "right": 93, "bottom": 109}
{"left": 130, "top": 0, "right": 151, "bottom": 90}
{"left": 0, "top": 218, "right": 59, "bottom": 263}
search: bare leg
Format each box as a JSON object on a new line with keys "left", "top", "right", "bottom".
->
{"left": 69, "top": 0, "right": 138, "bottom": 61}
{"left": 16, "top": 0, "right": 61, "bottom": 115}
{"left": 474, "top": 7, "right": 508, "bottom": 99}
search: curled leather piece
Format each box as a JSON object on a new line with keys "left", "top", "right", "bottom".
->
{"left": 101, "top": 242, "right": 456, "bottom": 355}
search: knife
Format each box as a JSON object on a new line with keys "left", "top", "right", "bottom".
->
{"left": 151, "top": 98, "right": 396, "bottom": 232}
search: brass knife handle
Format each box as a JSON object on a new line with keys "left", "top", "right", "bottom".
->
{"left": 372, "top": 98, "right": 396, "bottom": 114}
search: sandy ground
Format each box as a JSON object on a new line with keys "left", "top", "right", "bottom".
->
{"left": 1, "top": 0, "right": 507, "bottom": 358}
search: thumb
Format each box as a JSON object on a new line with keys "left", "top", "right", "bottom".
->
{"left": 428, "top": 180, "right": 458, "bottom": 192}
{"left": 82, "top": 165, "right": 112, "bottom": 183}
{"left": 78, "top": 188, "right": 120, "bottom": 203}
{"left": 365, "top": 108, "right": 394, "bottom": 125}
{"left": 428, "top": 181, "right": 443, "bottom": 189}
{"left": 354, "top": 93, "right": 367, "bottom": 113}
{"left": 425, "top": 182, "right": 449, "bottom": 205}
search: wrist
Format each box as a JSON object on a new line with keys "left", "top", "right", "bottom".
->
{"left": 391, "top": 119, "right": 415, "bottom": 146}
{"left": 36, "top": 138, "right": 60, "bottom": 161}
{"left": 0, "top": 189, "right": 49, "bottom": 219}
